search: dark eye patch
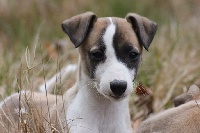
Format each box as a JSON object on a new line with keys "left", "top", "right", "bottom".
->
{"left": 115, "top": 46, "right": 141, "bottom": 80}
{"left": 88, "top": 44, "right": 106, "bottom": 79}
{"left": 128, "top": 50, "right": 139, "bottom": 60}
{"left": 122, "top": 45, "right": 140, "bottom": 61}
{"left": 122, "top": 44, "right": 139, "bottom": 54}
{"left": 89, "top": 45, "right": 106, "bottom": 62}
{"left": 112, "top": 25, "right": 141, "bottom": 74}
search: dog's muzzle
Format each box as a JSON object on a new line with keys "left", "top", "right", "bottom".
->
{"left": 110, "top": 79, "right": 127, "bottom": 97}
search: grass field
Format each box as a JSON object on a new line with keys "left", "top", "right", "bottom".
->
{"left": 0, "top": 0, "right": 200, "bottom": 132}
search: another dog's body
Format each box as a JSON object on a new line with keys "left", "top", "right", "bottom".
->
{"left": 136, "top": 85, "right": 200, "bottom": 133}
{"left": 0, "top": 12, "right": 157, "bottom": 133}
{"left": 0, "top": 91, "right": 59, "bottom": 132}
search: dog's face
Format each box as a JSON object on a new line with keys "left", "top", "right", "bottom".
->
{"left": 62, "top": 12, "right": 157, "bottom": 100}
{"left": 79, "top": 17, "right": 142, "bottom": 100}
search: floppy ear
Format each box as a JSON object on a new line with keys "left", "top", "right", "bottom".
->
{"left": 173, "top": 93, "right": 192, "bottom": 107}
{"left": 126, "top": 13, "right": 157, "bottom": 51}
{"left": 62, "top": 12, "right": 97, "bottom": 48}
{"left": 173, "top": 85, "right": 200, "bottom": 107}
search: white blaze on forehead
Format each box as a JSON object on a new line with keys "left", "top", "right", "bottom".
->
{"left": 103, "top": 17, "right": 116, "bottom": 59}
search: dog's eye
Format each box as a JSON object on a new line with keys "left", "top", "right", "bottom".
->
{"left": 129, "top": 51, "right": 139, "bottom": 60}
{"left": 90, "top": 50, "right": 104, "bottom": 61}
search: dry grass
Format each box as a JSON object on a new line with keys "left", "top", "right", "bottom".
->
{"left": 0, "top": 0, "right": 200, "bottom": 132}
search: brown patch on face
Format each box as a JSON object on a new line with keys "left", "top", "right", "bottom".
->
{"left": 113, "top": 17, "right": 142, "bottom": 53}
{"left": 78, "top": 18, "right": 108, "bottom": 78}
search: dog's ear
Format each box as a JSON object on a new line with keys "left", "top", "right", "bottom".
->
{"left": 62, "top": 12, "right": 97, "bottom": 48}
{"left": 126, "top": 13, "right": 157, "bottom": 51}
{"left": 173, "top": 85, "right": 200, "bottom": 107}
{"left": 173, "top": 93, "right": 192, "bottom": 107}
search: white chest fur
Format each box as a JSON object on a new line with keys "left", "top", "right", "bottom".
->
{"left": 66, "top": 85, "right": 132, "bottom": 133}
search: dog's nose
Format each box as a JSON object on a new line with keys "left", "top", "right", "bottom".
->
{"left": 110, "top": 80, "right": 127, "bottom": 96}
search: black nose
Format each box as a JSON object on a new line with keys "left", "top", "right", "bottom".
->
{"left": 110, "top": 80, "right": 127, "bottom": 96}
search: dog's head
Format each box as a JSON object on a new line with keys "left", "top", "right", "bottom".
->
{"left": 62, "top": 12, "right": 157, "bottom": 100}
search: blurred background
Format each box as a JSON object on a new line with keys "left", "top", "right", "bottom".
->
{"left": 0, "top": 0, "right": 200, "bottom": 126}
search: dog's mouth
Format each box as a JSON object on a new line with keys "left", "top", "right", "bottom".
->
{"left": 107, "top": 94, "right": 127, "bottom": 101}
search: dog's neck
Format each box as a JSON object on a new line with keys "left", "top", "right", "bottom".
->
{"left": 66, "top": 61, "right": 132, "bottom": 133}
